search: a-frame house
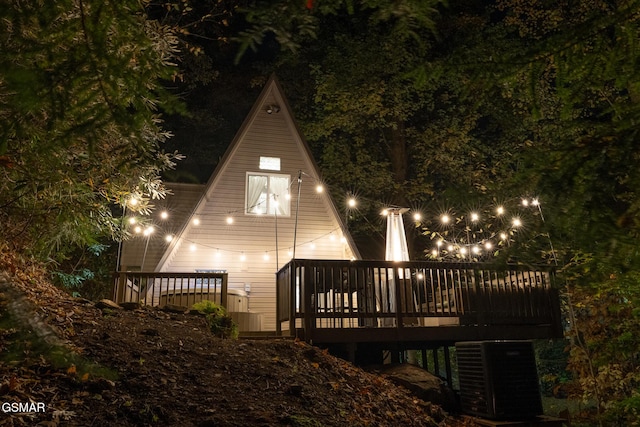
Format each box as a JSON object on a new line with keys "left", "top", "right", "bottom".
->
{"left": 120, "top": 75, "right": 360, "bottom": 332}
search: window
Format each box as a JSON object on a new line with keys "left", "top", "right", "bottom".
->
{"left": 259, "top": 156, "right": 281, "bottom": 171}
{"left": 246, "top": 173, "right": 290, "bottom": 216}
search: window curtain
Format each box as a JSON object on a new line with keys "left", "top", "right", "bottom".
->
{"left": 269, "top": 176, "right": 290, "bottom": 215}
{"left": 247, "top": 175, "right": 267, "bottom": 214}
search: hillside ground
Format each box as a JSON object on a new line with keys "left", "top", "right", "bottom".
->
{"left": 0, "top": 256, "right": 475, "bottom": 427}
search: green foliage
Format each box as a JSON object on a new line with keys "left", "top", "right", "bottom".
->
{"left": 0, "top": 0, "right": 183, "bottom": 261}
{"left": 191, "top": 300, "right": 238, "bottom": 339}
{"left": 53, "top": 269, "right": 94, "bottom": 298}
{"left": 563, "top": 265, "right": 640, "bottom": 425}
{"left": 234, "top": 0, "right": 441, "bottom": 63}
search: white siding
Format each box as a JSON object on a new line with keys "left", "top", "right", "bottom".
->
{"left": 157, "top": 79, "right": 358, "bottom": 331}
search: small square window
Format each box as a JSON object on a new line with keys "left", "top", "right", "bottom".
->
{"left": 259, "top": 157, "right": 281, "bottom": 171}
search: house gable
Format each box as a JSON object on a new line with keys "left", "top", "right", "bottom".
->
{"left": 153, "top": 75, "right": 360, "bottom": 330}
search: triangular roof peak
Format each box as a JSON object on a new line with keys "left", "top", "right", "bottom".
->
{"left": 155, "top": 75, "right": 361, "bottom": 271}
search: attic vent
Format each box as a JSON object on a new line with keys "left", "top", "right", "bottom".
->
{"left": 259, "top": 156, "right": 280, "bottom": 171}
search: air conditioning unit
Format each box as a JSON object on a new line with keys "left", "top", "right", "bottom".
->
{"left": 456, "top": 340, "right": 543, "bottom": 420}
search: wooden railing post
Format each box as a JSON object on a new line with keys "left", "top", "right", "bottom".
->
{"left": 394, "top": 267, "right": 403, "bottom": 328}
{"left": 113, "top": 272, "right": 125, "bottom": 303}
{"left": 303, "top": 262, "right": 314, "bottom": 343}
{"left": 289, "top": 261, "right": 297, "bottom": 338}
{"left": 276, "top": 268, "right": 282, "bottom": 336}
{"left": 220, "top": 273, "right": 228, "bottom": 310}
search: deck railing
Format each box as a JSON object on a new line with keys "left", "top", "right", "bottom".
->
{"left": 113, "top": 271, "right": 228, "bottom": 309}
{"left": 276, "top": 259, "right": 562, "bottom": 343}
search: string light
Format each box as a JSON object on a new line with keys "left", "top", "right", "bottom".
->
{"left": 441, "top": 214, "right": 450, "bottom": 224}
{"left": 128, "top": 217, "right": 137, "bottom": 225}
{"left": 496, "top": 206, "right": 505, "bottom": 215}
{"left": 160, "top": 211, "right": 169, "bottom": 220}
{"left": 134, "top": 225, "right": 142, "bottom": 234}
{"left": 470, "top": 212, "right": 479, "bottom": 222}
{"left": 316, "top": 184, "right": 324, "bottom": 193}
{"left": 189, "top": 244, "right": 196, "bottom": 251}
{"left": 512, "top": 218, "right": 522, "bottom": 227}
{"left": 165, "top": 234, "right": 173, "bottom": 242}
{"left": 240, "top": 252, "right": 246, "bottom": 262}
{"left": 193, "top": 218, "right": 200, "bottom": 226}
{"left": 226, "top": 216, "right": 234, "bottom": 225}
{"left": 413, "top": 212, "right": 422, "bottom": 221}
{"left": 347, "top": 197, "right": 357, "bottom": 208}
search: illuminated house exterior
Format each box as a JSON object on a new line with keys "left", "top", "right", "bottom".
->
{"left": 119, "top": 75, "right": 361, "bottom": 331}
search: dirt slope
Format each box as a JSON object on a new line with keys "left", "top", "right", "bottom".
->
{"left": 0, "top": 260, "right": 469, "bottom": 427}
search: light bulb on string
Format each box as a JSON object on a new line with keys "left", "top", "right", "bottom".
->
{"left": 160, "top": 211, "right": 169, "bottom": 220}
{"left": 226, "top": 216, "right": 234, "bottom": 225}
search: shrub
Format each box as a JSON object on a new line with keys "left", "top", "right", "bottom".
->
{"left": 191, "top": 300, "right": 238, "bottom": 339}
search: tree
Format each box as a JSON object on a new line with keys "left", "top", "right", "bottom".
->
{"left": 0, "top": 0, "right": 183, "bottom": 261}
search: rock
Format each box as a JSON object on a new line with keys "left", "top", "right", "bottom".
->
{"left": 162, "top": 304, "right": 188, "bottom": 313}
{"left": 378, "top": 364, "right": 458, "bottom": 412}
{"left": 286, "top": 384, "right": 303, "bottom": 397}
{"left": 120, "top": 302, "right": 141, "bottom": 311}
{"left": 95, "top": 299, "right": 122, "bottom": 310}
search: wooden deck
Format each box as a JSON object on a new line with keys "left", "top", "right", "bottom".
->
{"left": 276, "top": 259, "right": 563, "bottom": 347}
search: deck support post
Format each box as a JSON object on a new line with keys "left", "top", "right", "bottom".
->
{"left": 433, "top": 349, "right": 440, "bottom": 376}
{"left": 444, "top": 346, "right": 453, "bottom": 387}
